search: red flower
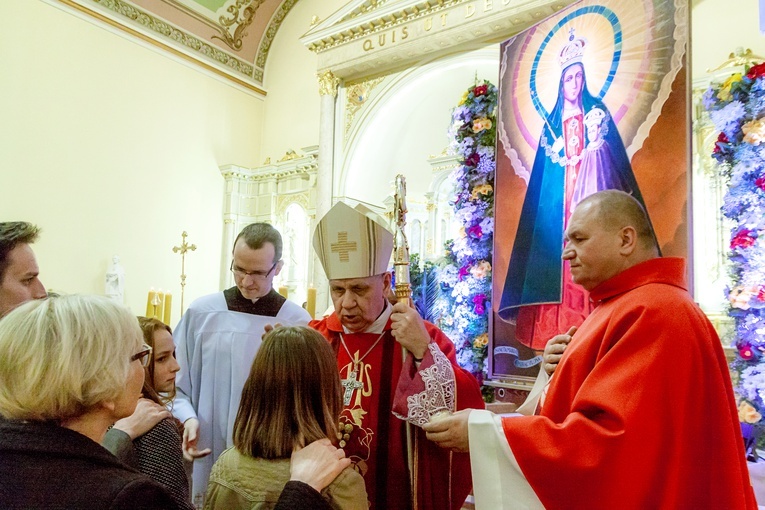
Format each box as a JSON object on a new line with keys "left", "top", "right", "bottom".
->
{"left": 740, "top": 345, "right": 755, "bottom": 360}
{"left": 473, "top": 84, "right": 488, "bottom": 97}
{"left": 756, "top": 175, "right": 765, "bottom": 191}
{"left": 747, "top": 62, "right": 765, "bottom": 80}
{"left": 465, "top": 152, "right": 480, "bottom": 167}
{"left": 731, "top": 229, "right": 757, "bottom": 249}
{"left": 714, "top": 132, "right": 729, "bottom": 154}
{"left": 758, "top": 287, "right": 765, "bottom": 302}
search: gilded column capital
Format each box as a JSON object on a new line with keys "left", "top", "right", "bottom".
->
{"left": 317, "top": 70, "right": 341, "bottom": 97}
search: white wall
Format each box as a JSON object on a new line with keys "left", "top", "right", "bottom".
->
{"left": 0, "top": 0, "right": 265, "bottom": 324}
{"left": 259, "top": 0, "right": 348, "bottom": 161}
{"left": 692, "top": 0, "right": 765, "bottom": 76}
{"left": 341, "top": 48, "right": 500, "bottom": 207}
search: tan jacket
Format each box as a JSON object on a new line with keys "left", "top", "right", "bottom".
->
{"left": 204, "top": 447, "right": 368, "bottom": 510}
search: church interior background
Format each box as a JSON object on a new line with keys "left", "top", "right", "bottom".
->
{"left": 2, "top": 0, "right": 764, "bottom": 387}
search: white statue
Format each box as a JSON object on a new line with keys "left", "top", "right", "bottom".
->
{"left": 105, "top": 255, "right": 125, "bottom": 303}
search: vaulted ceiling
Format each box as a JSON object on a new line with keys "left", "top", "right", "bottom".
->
{"left": 60, "top": 0, "right": 304, "bottom": 94}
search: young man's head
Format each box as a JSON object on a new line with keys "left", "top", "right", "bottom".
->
{"left": 0, "top": 222, "right": 46, "bottom": 317}
{"left": 231, "top": 223, "right": 284, "bottom": 301}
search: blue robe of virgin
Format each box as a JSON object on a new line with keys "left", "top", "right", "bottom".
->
{"left": 498, "top": 64, "right": 652, "bottom": 322}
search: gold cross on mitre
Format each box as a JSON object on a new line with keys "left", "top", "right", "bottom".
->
{"left": 313, "top": 201, "right": 393, "bottom": 281}
{"left": 331, "top": 231, "right": 357, "bottom": 262}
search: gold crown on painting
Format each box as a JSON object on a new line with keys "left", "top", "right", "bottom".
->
{"left": 313, "top": 202, "right": 393, "bottom": 280}
{"left": 558, "top": 28, "right": 587, "bottom": 68}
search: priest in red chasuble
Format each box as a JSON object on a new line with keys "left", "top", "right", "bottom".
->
{"left": 424, "top": 190, "right": 756, "bottom": 509}
{"left": 310, "top": 201, "right": 484, "bottom": 510}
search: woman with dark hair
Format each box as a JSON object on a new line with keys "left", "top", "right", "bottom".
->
{"left": 133, "top": 316, "right": 194, "bottom": 510}
{"left": 498, "top": 29, "right": 655, "bottom": 350}
{"left": 204, "top": 326, "right": 367, "bottom": 510}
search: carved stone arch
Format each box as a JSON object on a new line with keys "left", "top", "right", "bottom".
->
{"left": 276, "top": 191, "right": 311, "bottom": 216}
{"left": 254, "top": 0, "right": 301, "bottom": 83}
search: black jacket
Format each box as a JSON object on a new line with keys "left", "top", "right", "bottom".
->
{"left": 0, "top": 419, "right": 177, "bottom": 509}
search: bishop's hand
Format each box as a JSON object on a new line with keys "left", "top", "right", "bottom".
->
{"left": 390, "top": 301, "right": 429, "bottom": 360}
{"left": 422, "top": 409, "right": 472, "bottom": 452}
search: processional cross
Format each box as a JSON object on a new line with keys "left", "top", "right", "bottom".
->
{"left": 172, "top": 231, "right": 197, "bottom": 316}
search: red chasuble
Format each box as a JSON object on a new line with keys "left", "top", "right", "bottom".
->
{"left": 503, "top": 258, "right": 757, "bottom": 509}
{"left": 311, "top": 314, "right": 484, "bottom": 510}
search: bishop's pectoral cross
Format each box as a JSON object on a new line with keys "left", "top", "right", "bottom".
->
{"left": 341, "top": 353, "right": 364, "bottom": 406}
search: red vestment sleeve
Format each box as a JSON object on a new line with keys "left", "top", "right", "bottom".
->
{"left": 393, "top": 322, "right": 485, "bottom": 510}
{"left": 502, "top": 273, "right": 756, "bottom": 509}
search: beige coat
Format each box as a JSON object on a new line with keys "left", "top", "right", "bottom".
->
{"left": 204, "top": 447, "right": 368, "bottom": 510}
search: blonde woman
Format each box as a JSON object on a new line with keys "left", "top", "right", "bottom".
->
{"left": 205, "top": 326, "right": 368, "bottom": 510}
{"left": 0, "top": 295, "right": 176, "bottom": 509}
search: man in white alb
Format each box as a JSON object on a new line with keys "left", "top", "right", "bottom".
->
{"left": 172, "top": 223, "right": 311, "bottom": 505}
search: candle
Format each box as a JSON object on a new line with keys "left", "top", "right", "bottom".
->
{"left": 278, "top": 286, "right": 288, "bottom": 298}
{"left": 163, "top": 292, "right": 172, "bottom": 325}
{"left": 153, "top": 291, "right": 164, "bottom": 321}
{"left": 146, "top": 288, "right": 157, "bottom": 317}
{"left": 306, "top": 286, "right": 317, "bottom": 319}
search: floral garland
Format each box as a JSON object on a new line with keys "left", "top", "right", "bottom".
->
{"left": 705, "top": 61, "right": 765, "bottom": 454}
{"left": 433, "top": 81, "right": 497, "bottom": 395}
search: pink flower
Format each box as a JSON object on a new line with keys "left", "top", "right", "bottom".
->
{"left": 756, "top": 176, "right": 765, "bottom": 191}
{"left": 466, "top": 225, "right": 483, "bottom": 239}
{"left": 458, "top": 265, "right": 470, "bottom": 281}
{"left": 740, "top": 345, "right": 755, "bottom": 360}
{"left": 731, "top": 229, "right": 757, "bottom": 249}
{"left": 472, "top": 294, "right": 487, "bottom": 315}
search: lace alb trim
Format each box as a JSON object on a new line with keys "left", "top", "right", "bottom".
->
{"left": 393, "top": 343, "right": 456, "bottom": 427}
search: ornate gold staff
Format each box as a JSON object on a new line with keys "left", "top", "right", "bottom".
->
{"left": 393, "top": 174, "right": 418, "bottom": 509}
{"left": 393, "top": 174, "right": 412, "bottom": 306}
{"left": 172, "top": 231, "right": 197, "bottom": 316}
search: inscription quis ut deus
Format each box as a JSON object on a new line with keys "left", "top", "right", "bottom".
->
{"left": 361, "top": 0, "right": 511, "bottom": 52}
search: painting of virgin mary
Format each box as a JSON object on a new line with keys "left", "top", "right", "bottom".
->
{"left": 491, "top": 0, "right": 689, "bottom": 375}
{"left": 498, "top": 28, "right": 655, "bottom": 350}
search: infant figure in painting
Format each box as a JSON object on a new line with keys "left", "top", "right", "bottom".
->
{"left": 571, "top": 107, "right": 643, "bottom": 213}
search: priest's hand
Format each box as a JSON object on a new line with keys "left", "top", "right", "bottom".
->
{"left": 290, "top": 438, "right": 351, "bottom": 492}
{"left": 543, "top": 326, "right": 576, "bottom": 376}
{"left": 262, "top": 322, "right": 283, "bottom": 339}
{"left": 390, "top": 301, "right": 430, "bottom": 360}
{"left": 182, "top": 418, "right": 212, "bottom": 462}
{"left": 422, "top": 409, "right": 472, "bottom": 453}
{"left": 112, "top": 398, "right": 170, "bottom": 440}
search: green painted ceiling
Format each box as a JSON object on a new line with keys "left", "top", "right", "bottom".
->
{"left": 189, "top": 0, "right": 228, "bottom": 12}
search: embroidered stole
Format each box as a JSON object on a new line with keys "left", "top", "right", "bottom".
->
{"left": 332, "top": 330, "right": 411, "bottom": 510}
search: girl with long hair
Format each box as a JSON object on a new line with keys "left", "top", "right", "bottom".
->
{"left": 204, "top": 326, "right": 367, "bottom": 510}
{"left": 134, "top": 316, "right": 194, "bottom": 510}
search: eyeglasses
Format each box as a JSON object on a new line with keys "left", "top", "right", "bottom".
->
{"left": 131, "top": 344, "right": 153, "bottom": 367}
{"left": 230, "top": 261, "right": 278, "bottom": 281}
